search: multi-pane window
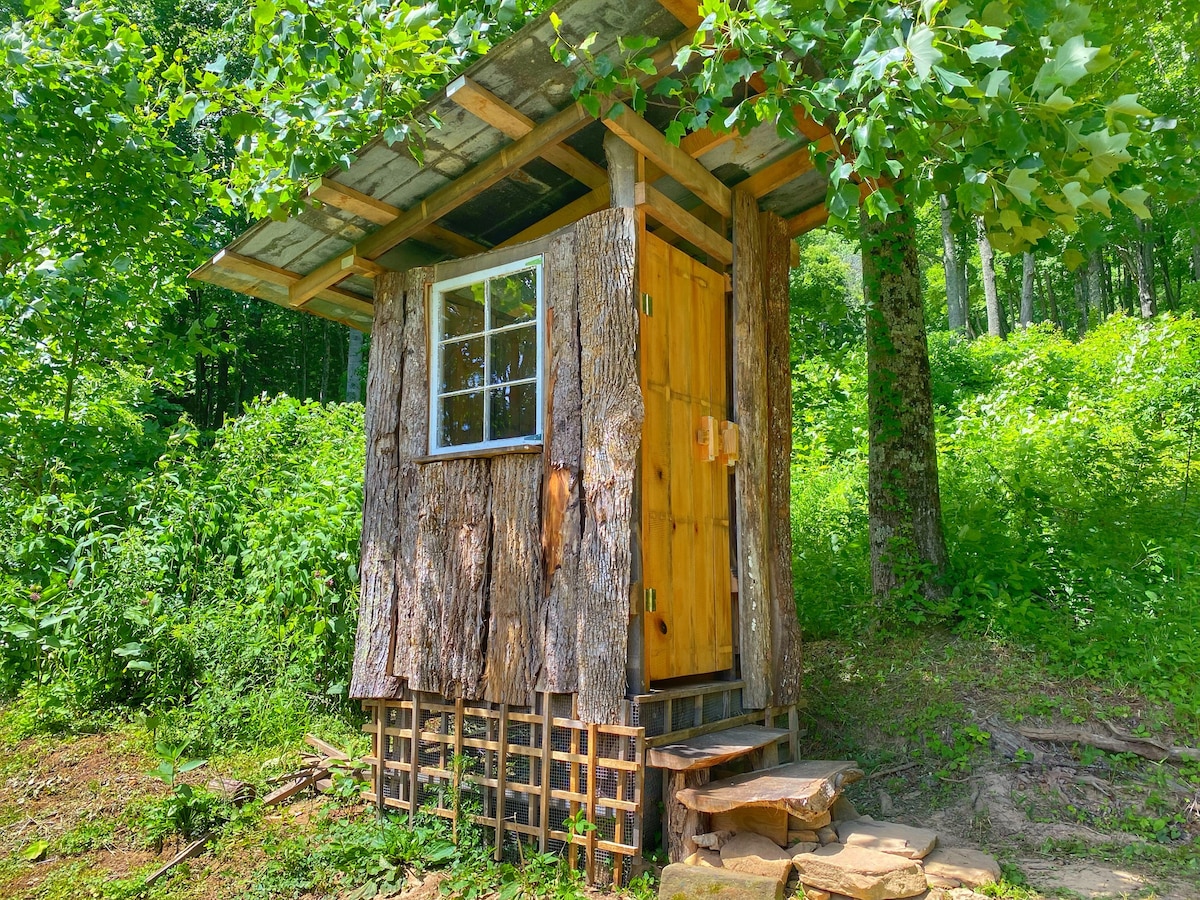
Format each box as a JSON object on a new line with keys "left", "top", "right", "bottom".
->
{"left": 429, "top": 258, "right": 543, "bottom": 453}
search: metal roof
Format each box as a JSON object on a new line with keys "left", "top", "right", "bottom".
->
{"left": 191, "top": 0, "right": 830, "bottom": 332}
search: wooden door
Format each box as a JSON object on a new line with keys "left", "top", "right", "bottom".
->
{"left": 639, "top": 231, "right": 733, "bottom": 682}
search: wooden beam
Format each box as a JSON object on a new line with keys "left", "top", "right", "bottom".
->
{"left": 604, "top": 104, "right": 731, "bottom": 217}
{"left": 635, "top": 182, "right": 732, "bottom": 265}
{"left": 310, "top": 178, "right": 488, "bottom": 257}
{"left": 357, "top": 102, "right": 593, "bottom": 261}
{"left": 495, "top": 187, "right": 610, "bottom": 249}
{"left": 447, "top": 77, "right": 608, "bottom": 192}
{"left": 657, "top": 0, "right": 701, "bottom": 26}
{"left": 786, "top": 204, "right": 829, "bottom": 237}
{"left": 679, "top": 126, "right": 733, "bottom": 159}
{"left": 289, "top": 251, "right": 385, "bottom": 306}
{"left": 741, "top": 146, "right": 817, "bottom": 199}
{"left": 210, "top": 250, "right": 374, "bottom": 316}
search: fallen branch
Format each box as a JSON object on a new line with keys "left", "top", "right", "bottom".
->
{"left": 145, "top": 833, "right": 212, "bottom": 886}
{"left": 865, "top": 761, "right": 919, "bottom": 780}
{"left": 1017, "top": 726, "right": 1200, "bottom": 764}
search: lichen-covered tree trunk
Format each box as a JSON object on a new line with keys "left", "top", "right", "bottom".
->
{"left": 1136, "top": 217, "right": 1158, "bottom": 318}
{"left": 576, "top": 208, "right": 643, "bottom": 723}
{"left": 977, "top": 218, "right": 1003, "bottom": 338}
{"left": 861, "top": 196, "right": 949, "bottom": 609}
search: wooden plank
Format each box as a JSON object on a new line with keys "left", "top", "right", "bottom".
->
{"left": 605, "top": 104, "right": 731, "bottom": 217}
{"left": 787, "top": 204, "right": 830, "bottom": 237}
{"left": 447, "top": 76, "right": 607, "bottom": 190}
{"left": 741, "top": 145, "right": 817, "bottom": 199}
{"left": 648, "top": 725, "right": 789, "bottom": 772}
{"left": 539, "top": 695, "right": 553, "bottom": 852}
{"left": 731, "top": 188, "right": 771, "bottom": 710}
{"left": 358, "top": 102, "right": 593, "bottom": 260}
{"left": 210, "top": 250, "right": 375, "bottom": 317}
{"left": 635, "top": 182, "right": 733, "bottom": 265}
{"left": 495, "top": 186, "right": 609, "bottom": 249}
{"left": 304, "top": 733, "right": 349, "bottom": 761}
{"left": 657, "top": 0, "right": 702, "bottom": 24}
{"left": 675, "top": 760, "right": 863, "bottom": 815}
{"left": 409, "top": 692, "right": 422, "bottom": 823}
{"left": 680, "top": 125, "right": 734, "bottom": 159}
{"left": 289, "top": 251, "right": 385, "bottom": 306}
{"left": 144, "top": 833, "right": 212, "bottom": 886}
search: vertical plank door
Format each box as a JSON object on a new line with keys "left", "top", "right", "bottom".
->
{"left": 640, "top": 231, "right": 732, "bottom": 682}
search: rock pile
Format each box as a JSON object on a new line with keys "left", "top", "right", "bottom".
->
{"left": 664, "top": 800, "right": 1000, "bottom": 900}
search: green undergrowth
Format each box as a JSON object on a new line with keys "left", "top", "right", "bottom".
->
{"left": 791, "top": 313, "right": 1200, "bottom": 719}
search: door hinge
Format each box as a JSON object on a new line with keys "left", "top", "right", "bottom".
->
{"left": 720, "top": 421, "right": 739, "bottom": 467}
{"left": 640, "top": 292, "right": 653, "bottom": 316}
{"left": 696, "top": 415, "right": 718, "bottom": 462}
{"left": 644, "top": 587, "right": 657, "bottom": 612}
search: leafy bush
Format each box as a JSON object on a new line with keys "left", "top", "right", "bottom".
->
{"left": 792, "top": 313, "right": 1200, "bottom": 715}
{"left": 0, "top": 395, "right": 365, "bottom": 751}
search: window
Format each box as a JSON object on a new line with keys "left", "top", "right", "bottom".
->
{"left": 429, "top": 257, "right": 543, "bottom": 454}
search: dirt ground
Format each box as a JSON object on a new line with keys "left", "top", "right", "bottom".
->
{"left": 1, "top": 637, "right": 1198, "bottom": 899}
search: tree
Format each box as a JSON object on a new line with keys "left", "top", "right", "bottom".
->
{"left": 977, "top": 218, "right": 1004, "bottom": 337}
{"left": 588, "top": 0, "right": 1165, "bottom": 608}
{"left": 940, "top": 196, "right": 969, "bottom": 332}
{"left": 1019, "top": 251, "right": 1036, "bottom": 326}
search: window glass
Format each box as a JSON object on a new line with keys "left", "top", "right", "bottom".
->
{"left": 430, "top": 259, "right": 542, "bottom": 453}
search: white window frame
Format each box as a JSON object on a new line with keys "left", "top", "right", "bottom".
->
{"left": 428, "top": 256, "right": 545, "bottom": 456}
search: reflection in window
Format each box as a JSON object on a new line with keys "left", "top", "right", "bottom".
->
{"left": 431, "top": 259, "right": 542, "bottom": 452}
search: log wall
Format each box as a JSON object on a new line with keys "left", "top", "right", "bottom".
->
{"left": 351, "top": 211, "right": 643, "bottom": 721}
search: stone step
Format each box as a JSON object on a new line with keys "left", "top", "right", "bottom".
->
{"left": 648, "top": 725, "right": 790, "bottom": 772}
{"left": 675, "top": 759, "right": 863, "bottom": 815}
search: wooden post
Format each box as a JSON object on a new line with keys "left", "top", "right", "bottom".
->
{"left": 585, "top": 723, "right": 599, "bottom": 883}
{"left": 539, "top": 694, "right": 554, "bottom": 852}
{"left": 375, "top": 703, "right": 386, "bottom": 813}
{"left": 604, "top": 131, "right": 639, "bottom": 209}
{"left": 732, "top": 188, "right": 772, "bottom": 710}
{"left": 495, "top": 703, "right": 509, "bottom": 861}
{"left": 409, "top": 692, "right": 422, "bottom": 823}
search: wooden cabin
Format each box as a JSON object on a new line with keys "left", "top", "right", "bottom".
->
{"left": 193, "top": 0, "right": 845, "bottom": 881}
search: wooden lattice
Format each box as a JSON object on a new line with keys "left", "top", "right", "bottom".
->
{"left": 363, "top": 691, "right": 646, "bottom": 885}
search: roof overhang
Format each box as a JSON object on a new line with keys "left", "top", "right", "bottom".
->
{"left": 191, "top": 0, "right": 837, "bottom": 331}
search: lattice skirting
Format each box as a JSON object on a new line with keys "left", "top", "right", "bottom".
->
{"left": 362, "top": 691, "right": 646, "bottom": 885}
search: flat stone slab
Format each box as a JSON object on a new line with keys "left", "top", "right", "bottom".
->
{"left": 793, "top": 844, "right": 927, "bottom": 900}
{"left": 836, "top": 820, "right": 938, "bottom": 859}
{"left": 721, "top": 833, "right": 795, "bottom": 885}
{"left": 921, "top": 848, "right": 1001, "bottom": 888}
{"left": 677, "top": 761, "right": 864, "bottom": 815}
{"left": 650, "top": 726, "right": 790, "bottom": 772}
{"left": 660, "top": 862, "right": 783, "bottom": 900}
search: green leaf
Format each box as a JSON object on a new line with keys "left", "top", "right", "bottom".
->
{"left": 932, "top": 65, "right": 971, "bottom": 92}
{"left": 1117, "top": 186, "right": 1151, "bottom": 219}
{"left": 966, "top": 40, "right": 1012, "bottom": 65}
{"left": 906, "top": 25, "right": 941, "bottom": 81}
{"left": 1004, "top": 167, "right": 1038, "bottom": 205}
{"left": 1033, "top": 34, "right": 1100, "bottom": 95}
{"left": 20, "top": 841, "right": 49, "bottom": 862}
{"left": 1043, "top": 87, "right": 1075, "bottom": 112}
{"left": 1107, "top": 93, "right": 1153, "bottom": 117}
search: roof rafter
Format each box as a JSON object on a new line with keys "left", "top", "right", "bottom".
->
{"left": 205, "top": 250, "right": 375, "bottom": 318}
{"left": 446, "top": 77, "right": 608, "bottom": 190}
{"left": 635, "top": 182, "right": 732, "bottom": 264}
{"left": 289, "top": 251, "right": 385, "bottom": 306}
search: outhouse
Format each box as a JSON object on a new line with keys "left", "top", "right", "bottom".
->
{"left": 193, "top": 0, "right": 847, "bottom": 880}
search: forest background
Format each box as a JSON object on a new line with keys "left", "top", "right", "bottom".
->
{"left": 0, "top": 0, "right": 1199, "bottom": 892}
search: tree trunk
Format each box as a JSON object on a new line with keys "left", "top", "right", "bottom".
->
{"left": 1136, "top": 218, "right": 1158, "bottom": 318}
{"left": 1157, "top": 235, "right": 1177, "bottom": 311}
{"left": 319, "top": 321, "right": 331, "bottom": 403}
{"left": 345, "top": 327, "right": 364, "bottom": 402}
{"left": 977, "top": 219, "right": 1003, "bottom": 338}
{"left": 861, "top": 196, "right": 949, "bottom": 610}
{"left": 1087, "top": 250, "right": 1105, "bottom": 323}
{"left": 1074, "top": 270, "right": 1089, "bottom": 335}
{"left": 940, "top": 196, "right": 967, "bottom": 332}
{"left": 1019, "top": 252, "right": 1035, "bottom": 327}
{"left": 1045, "top": 269, "right": 1060, "bottom": 328}
{"left": 1191, "top": 225, "right": 1200, "bottom": 281}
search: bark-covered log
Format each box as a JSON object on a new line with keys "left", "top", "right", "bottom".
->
{"left": 761, "top": 210, "right": 803, "bottom": 706}
{"left": 732, "top": 189, "right": 771, "bottom": 710}
{"left": 390, "top": 268, "right": 434, "bottom": 686}
{"left": 542, "top": 232, "right": 583, "bottom": 692}
{"left": 576, "top": 208, "right": 643, "bottom": 723}
{"left": 351, "top": 271, "right": 407, "bottom": 699}
{"left": 666, "top": 770, "right": 710, "bottom": 863}
{"left": 861, "top": 195, "right": 949, "bottom": 607}
{"left": 438, "top": 460, "right": 492, "bottom": 698}
{"left": 485, "top": 454, "right": 544, "bottom": 705}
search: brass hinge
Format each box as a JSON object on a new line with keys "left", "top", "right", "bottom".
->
{"left": 640, "top": 292, "right": 653, "bottom": 316}
{"left": 644, "top": 587, "right": 657, "bottom": 612}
